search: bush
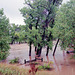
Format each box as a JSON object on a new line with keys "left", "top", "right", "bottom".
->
{"left": 9, "top": 57, "right": 19, "bottom": 64}
{"left": 0, "top": 9, "right": 10, "bottom": 60}
{"left": 0, "top": 39, "right": 10, "bottom": 60}
{"left": 38, "top": 64, "right": 50, "bottom": 70}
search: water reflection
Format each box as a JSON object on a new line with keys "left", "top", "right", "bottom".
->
{"left": 53, "top": 56, "right": 60, "bottom": 72}
{"left": 29, "top": 56, "right": 31, "bottom": 60}
{"left": 46, "top": 56, "right": 49, "bottom": 63}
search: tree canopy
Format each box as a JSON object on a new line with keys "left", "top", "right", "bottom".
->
{"left": 0, "top": 9, "right": 10, "bottom": 60}
{"left": 20, "top": 0, "right": 62, "bottom": 56}
{"left": 53, "top": 0, "right": 75, "bottom": 50}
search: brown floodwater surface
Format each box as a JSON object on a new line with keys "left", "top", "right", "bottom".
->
{"left": 6, "top": 41, "right": 75, "bottom": 75}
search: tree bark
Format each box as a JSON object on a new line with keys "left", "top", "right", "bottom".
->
{"left": 46, "top": 46, "right": 49, "bottom": 56}
{"left": 36, "top": 44, "right": 42, "bottom": 57}
{"left": 38, "top": 46, "right": 42, "bottom": 57}
{"left": 29, "top": 42, "right": 32, "bottom": 56}
{"left": 35, "top": 47, "right": 37, "bottom": 52}
{"left": 29, "top": 23, "right": 32, "bottom": 56}
{"left": 53, "top": 38, "right": 59, "bottom": 56}
{"left": 46, "top": 32, "right": 53, "bottom": 56}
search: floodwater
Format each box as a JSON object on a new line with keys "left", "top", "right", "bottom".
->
{"left": 6, "top": 41, "right": 75, "bottom": 75}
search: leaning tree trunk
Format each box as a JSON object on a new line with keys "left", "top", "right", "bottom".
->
{"left": 53, "top": 38, "right": 60, "bottom": 56}
{"left": 46, "top": 31, "right": 53, "bottom": 56}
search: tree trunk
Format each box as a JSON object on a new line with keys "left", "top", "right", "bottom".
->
{"left": 36, "top": 44, "right": 42, "bottom": 57}
{"left": 46, "top": 46, "right": 49, "bottom": 56}
{"left": 38, "top": 46, "right": 42, "bottom": 57}
{"left": 46, "top": 32, "right": 52, "bottom": 56}
{"left": 53, "top": 38, "right": 59, "bottom": 56}
{"left": 35, "top": 47, "right": 37, "bottom": 52}
{"left": 29, "top": 42, "right": 32, "bottom": 56}
{"left": 29, "top": 23, "right": 32, "bottom": 56}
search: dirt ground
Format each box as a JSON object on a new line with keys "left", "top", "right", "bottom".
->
{"left": 6, "top": 41, "right": 75, "bottom": 75}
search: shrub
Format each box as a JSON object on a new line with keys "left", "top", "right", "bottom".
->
{"left": 9, "top": 57, "right": 19, "bottom": 64}
{"left": 0, "top": 39, "right": 10, "bottom": 60}
{"left": 38, "top": 64, "right": 50, "bottom": 70}
{"left": 0, "top": 9, "right": 10, "bottom": 60}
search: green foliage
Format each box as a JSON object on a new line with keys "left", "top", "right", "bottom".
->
{"left": 53, "top": 0, "right": 75, "bottom": 49}
{"left": 20, "top": 0, "right": 63, "bottom": 57}
{"left": 26, "top": 27, "right": 42, "bottom": 46}
{"left": 9, "top": 24, "right": 26, "bottom": 43}
{"left": 0, "top": 39, "right": 10, "bottom": 60}
{"left": 0, "top": 9, "right": 10, "bottom": 60}
{"left": 20, "top": 0, "right": 62, "bottom": 50}
{"left": 38, "top": 64, "right": 50, "bottom": 70}
{"left": 9, "top": 57, "right": 19, "bottom": 64}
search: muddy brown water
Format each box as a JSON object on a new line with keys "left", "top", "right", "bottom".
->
{"left": 6, "top": 41, "right": 75, "bottom": 75}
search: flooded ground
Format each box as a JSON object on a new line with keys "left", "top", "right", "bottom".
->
{"left": 6, "top": 41, "right": 75, "bottom": 75}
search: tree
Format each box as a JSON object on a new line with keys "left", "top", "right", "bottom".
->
{"left": 20, "top": 0, "right": 62, "bottom": 56}
{"left": 0, "top": 9, "right": 10, "bottom": 60}
{"left": 9, "top": 24, "right": 26, "bottom": 44}
{"left": 53, "top": 0, "right": 75, "bottom": 51}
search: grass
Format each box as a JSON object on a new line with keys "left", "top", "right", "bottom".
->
{"left": 0, "top": 62, "right": 54, "bottom": 75}
{"left": 0, "top": 63, "right": 28, "bottom": 75}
